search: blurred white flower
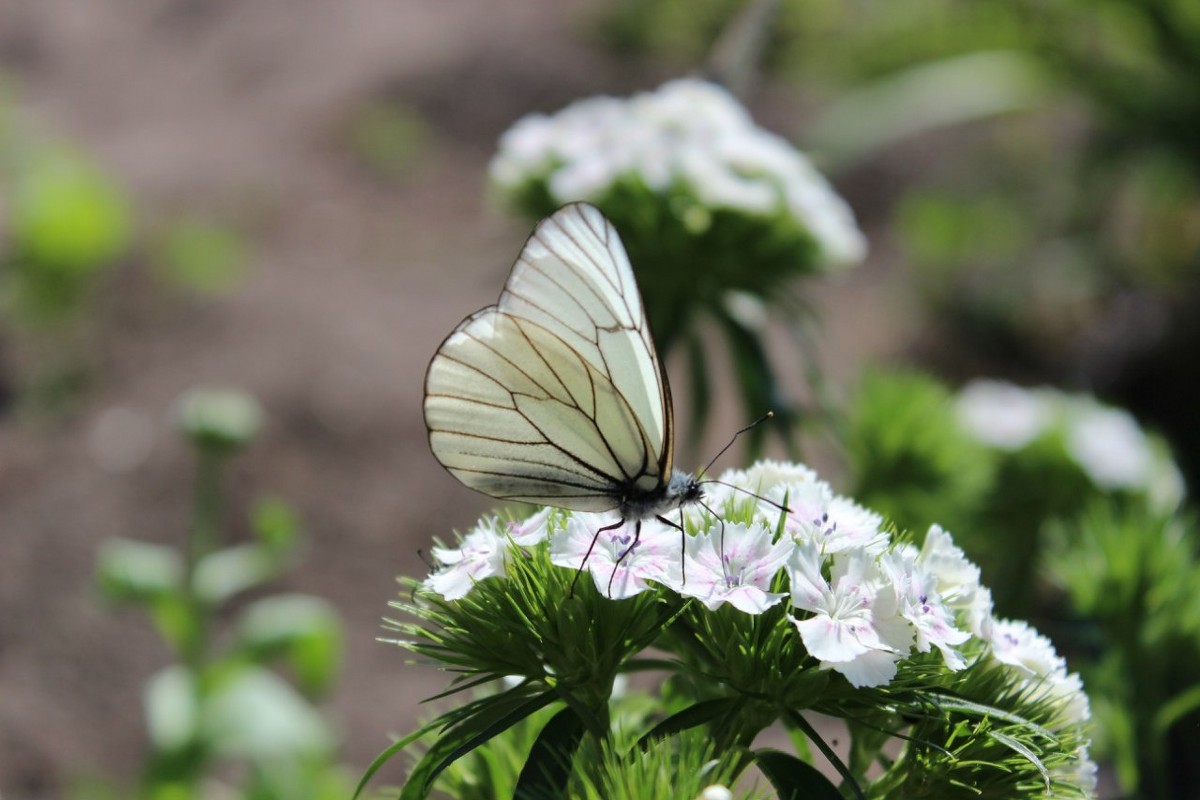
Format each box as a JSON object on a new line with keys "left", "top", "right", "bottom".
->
{"left": 1066, "top": 404, "right": 1154, "bottom": 490}
{"left": 955, "top": 380, "right": 1051, "bottom": 450}
{"left": 490, "top": 78, "right": 866, "bottom": 267}
{"left": 956, "top": 380, "right": 1185, "bottom": 508}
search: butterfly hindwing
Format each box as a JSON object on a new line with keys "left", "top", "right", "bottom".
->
{"left": 424, "top": 203, "right": 674, "bottom": 511}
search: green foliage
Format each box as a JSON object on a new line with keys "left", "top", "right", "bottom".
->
{"left": 841, "top": 368, "right": 1200, "bottom": 796}
{"left": 1045, "top": 505, "right": 1200, "bottom": 798}
{"left": 3, "top": 146, "right": 132, "bottom": 323}
{"left": 843, "top": 370, "right": 993, "bottom": 538}
{"left": 346, "top": 101, "right": 428, "bottom": 181}
{"left": 85, "top": 389, "right": 350, "bottom": 800}
{"left": 153, "top": 218, "right": 249, "bottom": 295}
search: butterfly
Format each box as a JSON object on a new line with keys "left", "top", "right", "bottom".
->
{"left": 423, "top": 203, "right": 707, "bottom": 582}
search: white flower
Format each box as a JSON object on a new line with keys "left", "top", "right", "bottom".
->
{"left": 505, "top": 506, "right": 556, "bottom": 547}
{"left": 987, "top": 618, "right": 1066, "bottom": 680}
{"left": 881, "top": 549, "right": 970, "bottom": 670}
{"left": 677, "top": 521, "right": 791, "bottom": 614}
{"left": 422, "top": 518, "right": 511, "bottom": 601}
{"left": 489, "top": 78, "right": 866, "bottom": 267}
{"left": 774, "top": 481, "right": 887, "bottom": 555}
{"left": 549, "top": 513, "right": 681, "bottom": 599}
{"left": 1055, "top": 744, "right": 1099, "bottom": 797}
{"left": 917, "top": 524, "right": 992, "bottom": 638}
{"left": 696, "top": 786, "right": 733, "bottom": 800}
{"left": 1066, "top": 404, "right": 1154, "bottom": 491}
{"left": 955, "top": 380, "right": 1051, "bottom": 451}
{"left": 790, "top": 544, "right": 914, "bottom": 687}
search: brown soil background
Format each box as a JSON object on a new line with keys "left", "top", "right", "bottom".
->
{"left": 0, "top": 2, "right": 912, "bottom": 797}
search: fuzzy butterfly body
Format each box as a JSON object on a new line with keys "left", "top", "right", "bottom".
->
{"left": 423, "top": 203, "right": 702, "bottom": 523}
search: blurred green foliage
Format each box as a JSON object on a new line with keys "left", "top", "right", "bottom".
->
{"left": 592, "top": 0, "right": 1200, "bottom": 484}
{"left": 1, "top": 142, "right": 132, "bottom": 325}
{"left": 346, "top": 101, "right": 427, "bottom": 181}
{"left": 842, "top": 368, "right": 1196, "bottom": 799}
{"left": 84, "top": 389, "right": 351, "bottom": 800}
{"left": 1046, "top": 506, "right": 1200, "bottom": 799}
{"left": 153, "top": 218, "right": 249, "bottom": 295}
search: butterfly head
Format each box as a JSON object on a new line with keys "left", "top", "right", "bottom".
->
{"left": 618, "top": 469, "right": 703, "bottom": 521}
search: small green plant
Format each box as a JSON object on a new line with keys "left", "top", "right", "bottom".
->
{"left": 86, "top": 388, "right": 350, "bottom": 800}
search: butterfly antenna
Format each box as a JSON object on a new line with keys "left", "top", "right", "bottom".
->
{"left": 704, "top": 480, "right": 792, "bottom": 515}
{"left": 416, "top": 548, "right": 435, "bottom": 570}
{"left": 698, "top": 411, "right": 775, "bottom": 478}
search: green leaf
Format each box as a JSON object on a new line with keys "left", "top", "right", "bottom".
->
{"left": 144, "top": 665, "right": 199, "bottom": 752}
{"left": 235, "top": 594, "right": 343, "bottom": 695}
{"left": 252, "top": 498, "right": 302, "bottom": 555}
{"left": 353, "top": 720, "right": 443, "bottom": 800}
{"left": 11, "top": 148, "right": 131, "bottom": 273}
{"left": 192, "top": 543, "right": 278, "bottom": 605}
{"left": 989, "top": 731, "right": 1050, "bottom": 792}
{"left": 96, "top": 538, "right": 182, "bottom": 605}
{"left": 200, "top": 665, "right": 334, "bottom": 760}
{"left": 634, "top": 698, "right": 741, "bottom": 751}
{"left": 784, "top": 711, "right": 866, "bottom": 800}
{"left": 753, "top": 749, "right": 843, "bottom": 800}
{"left": 154, "top": 218, "right": 249, "bottom": 295}
{"left": 400, "top": 688, "right": 559, "bottom": 800}
{"left": 514, "top": 707, "right": 585, "bottom": 800}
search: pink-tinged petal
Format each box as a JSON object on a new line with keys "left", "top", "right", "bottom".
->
{"left": 794, "top": 615, "right": 867, "bottom": 663}
{"left": 826, "top": 649, "right": 902, "bottom": 688}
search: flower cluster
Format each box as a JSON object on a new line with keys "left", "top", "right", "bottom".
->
{"left": 955, "top": 379, "right": 1185, "bottom": 509}
{"left": 489, "top": 78, "right": 866, "bottom": 268}
{"left": 423, "top": 463, "right": 1074, "bottom": 701}
{"left": 410, "top": 459, "right": 1097, "bottom": 798}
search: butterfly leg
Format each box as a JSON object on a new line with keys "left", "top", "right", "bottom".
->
{"left": 607, "top": 518, "right": 642, "bottom": 598}
{"left": 697, "top": 498, "right": 729, "bottom": 584}
{"left": 570, "top": 518, "right": 626, "bottom": 598}
{"left": 655, "top": 513, "right": 687, "bottom": 586}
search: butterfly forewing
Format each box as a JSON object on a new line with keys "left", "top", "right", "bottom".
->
{"left": 424, "top": 203, "right": 675, "bottom": 511}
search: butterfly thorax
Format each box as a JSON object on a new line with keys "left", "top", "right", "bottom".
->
{"left": 618, "top": 469, "right": 703, "bottom": 521}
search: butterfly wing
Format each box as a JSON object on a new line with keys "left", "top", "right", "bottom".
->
{"left": 424, "top": 203, "right": 674, "bottom": 511}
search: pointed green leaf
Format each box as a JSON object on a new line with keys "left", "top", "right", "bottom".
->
{"left": 754, "top": 749, "right": 843, "bottom": 800}
{"left": 514, "top": 707, "right": 585, "bottom": 800}
{"left": 353, "top": 718, "right": 444, "bottom": 800}
{"left": 400, "top": 688, "right": 559, "bottom": 800}
{"left": 784, "top": 711, "right": 866, "bottom": 800}
{"left": 634, "top": 698, "right": 740, "bottom": 752}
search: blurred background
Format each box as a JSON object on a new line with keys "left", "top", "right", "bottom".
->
{"left": 1, "top": 0, "right": 1197, "bottom": 798}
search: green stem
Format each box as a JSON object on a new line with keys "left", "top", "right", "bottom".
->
{"left": 180, "top": 446, "right": 226, "bottom": 671}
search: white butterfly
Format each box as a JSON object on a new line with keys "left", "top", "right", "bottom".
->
{"left": 423, "top": 203, "right": 704, "bottom": 554}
